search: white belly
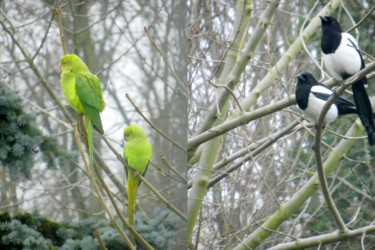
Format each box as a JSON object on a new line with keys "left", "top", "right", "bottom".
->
{"left": 323, "top": 33, "right": 362, "bottom": 80}
{"left": 305, "top": 93, "right": 338, "bottom": 124}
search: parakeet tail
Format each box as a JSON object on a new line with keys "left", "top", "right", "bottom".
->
{"left": 128, "top": 171, "right": 139, "bottom": 227}
{"left": 86, "top": 116, "right": 95, "bottom": 174}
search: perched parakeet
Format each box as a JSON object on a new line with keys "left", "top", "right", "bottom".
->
{"left": 60, "top": 54, "right": 105, "bottom": 170}
{"left": 123, "top": 124, "right": 152, "bottom": 227}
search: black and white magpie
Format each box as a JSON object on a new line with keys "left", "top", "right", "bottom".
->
{"left": 320, "top": 15, "right": 375, "bottom": 145}
{"left": 296, "top": 72, "right": 357, "bottom": 126}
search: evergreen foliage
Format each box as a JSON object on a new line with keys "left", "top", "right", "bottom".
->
{"left": 0, "top": 220, "right": 52, "bottom": 250}
{"left": 0, "top": 208, "right": 184, "bottom": 249}
{"left": 0, "top": 86, "right": 72, "bottom": 179}
{"left": 136, "top": 207, "right": 184, "bottom": 249}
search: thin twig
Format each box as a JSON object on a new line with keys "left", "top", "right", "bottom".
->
{"left": 255, "top": 222, "right": 298, "bottom": 241}
{"left": 67, "top": 1, "right": 78, "bottom": 55}
{"left": 204, "top": 120, "right": 301, "bottom": 189}
{"left": 350, "top": 169, "right": 374, "bottom": 200}
{"left": 32, "top": 1, "right": 57, "bottom": 60}
{"left": 160, "top": 155, "right": 187, "bottom": 183}
{"left": 72, "top": 122, "right": 94, "bottom": 186}
{"left": 209, "top": 81, "right": 244, "bottom": 113}
{"left": 299, "top": 1, "right": 324, "bottom": 78}
{"left": 144, "top": 26, "right": 187, "bottom": 95}
{"left": 125, "top": 93, "right": 186, "bottom": 151}
{"left": 135, "top": 171, "right": 187, "bottom": 221}
{"left": 346, "top": 4, "right": 375, "bottom": 33}
{"left": 54, "top": 7, "right": 68, "bottom": 55}
{"left": 93, "top": 150, "right": 128, "bottom": 199}
{"left": 94, "top": 230, "right": 107, "bottom": 250}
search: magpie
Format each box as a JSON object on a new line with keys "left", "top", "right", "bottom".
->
{"left": 296, "top": 72, "right": 357, "bottom": 126}
{"left": 320, "top": 15, "right": 375, "bottom": 146}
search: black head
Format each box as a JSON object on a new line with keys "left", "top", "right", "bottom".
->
{"left": 295, "top": 72, "right": 317, "bottom": 110}
{"left": 320, "top": 16, "right": 342, "bottom": 32}
{"left": 297, "top": 72, "right": 316, "bottom": 86}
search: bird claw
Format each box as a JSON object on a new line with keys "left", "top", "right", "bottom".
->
{"left": 332, "top": 81, "right": 344, "bottom": 95}
{"left": 314, "top": 123, "right": 325, "bottom": 129}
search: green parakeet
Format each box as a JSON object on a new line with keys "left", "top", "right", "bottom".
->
{"left": 60, "top": 54, "right": 105, "bottom": 171}
{"left": 123, "top": 124, "right": 152, "bottom": 227}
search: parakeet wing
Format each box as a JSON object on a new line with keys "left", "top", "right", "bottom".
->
{"left": 124, "top": 146, "right": 150, "bottom": 187}
{"left": 76, "top": 74, "right": 105, "bottom": 133}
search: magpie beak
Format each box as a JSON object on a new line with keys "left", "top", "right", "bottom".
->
{"left": 319, "top": 16, "right": 328, "bottom": 22}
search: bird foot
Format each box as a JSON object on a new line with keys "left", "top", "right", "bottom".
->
{"left": 314, "top": 123, "right": 325, "bottom": 130}
{"left": 332, "top": 81, "right": 344, "bottom": 94}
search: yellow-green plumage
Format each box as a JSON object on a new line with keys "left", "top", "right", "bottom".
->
{"left": 60, "top": 54, "right": 105, "bottom": 133}
{"left": 60, "top": 54, "right": 106, "bottom": 173}
{"left": 123, "top": 124, "right": 152, "bottom": 227}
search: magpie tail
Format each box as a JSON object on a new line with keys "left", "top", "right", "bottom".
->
{"left": 352, "top": 77, "right": 375, "bottom": 146}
